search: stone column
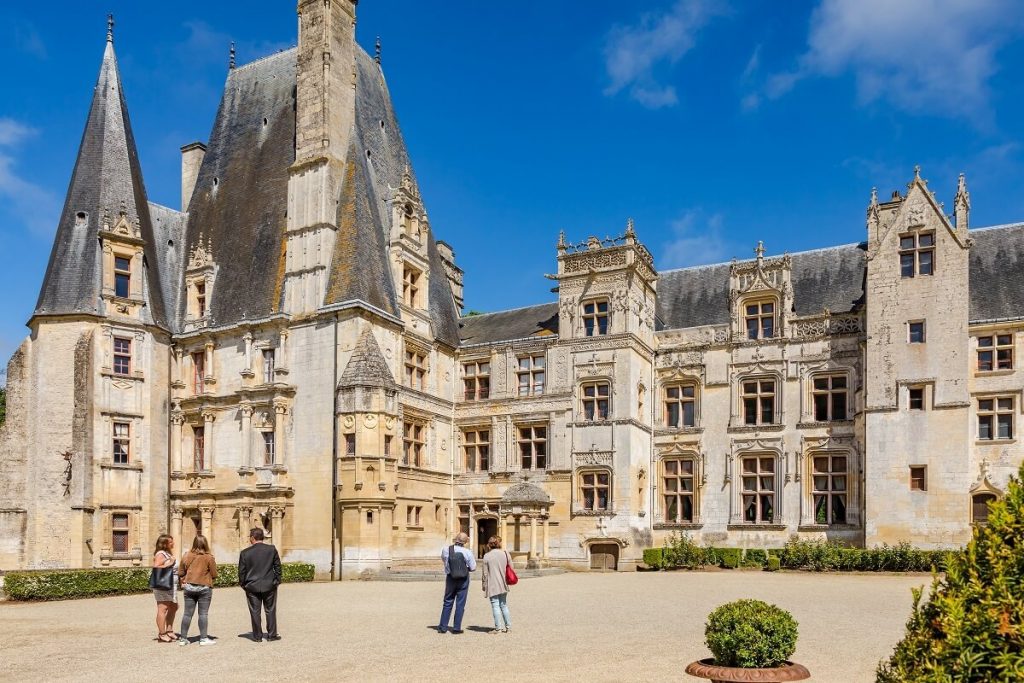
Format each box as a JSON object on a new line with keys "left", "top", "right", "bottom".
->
{"left": 202, "top": 410, "right": 216, "bottom": 470}
{"left": 500, "top": 512, "right": 508, "bottom": 546}
{"left": 269, "top": 506, "right": 285, "bottom": 549}
{"left": 171, "top": 413, "right": 184, "bottom": 473}
{"left": 240, "top": 403, "right": 253, "bottom": 469}
{"left": 243, "top": 332, "right": 253, "bottom": 373}
{"left": 200, "top": 506, "right": 215, "bottom": 549}
{"left": 273, "top": 401, "right": 288, "bottom": 466}
{"left": 529, "top": 515, "right": 538, "bottom": 564}
{"left": 204, "top": 341, "right": 214, "bottom": 381}
{"left": 238, "top": 505, "right": 253, "bottom": 550}
{"left": 171, "top": 504, "right": 184, "bottom": 560}
{"left": 279, "top": 329, "right": 289, "bottom": 369}
{"left": 542, "top": 516, "right": 549, "bottom": 559}
{"left": 468, "top": 517, "right": 476, "bottom": 554}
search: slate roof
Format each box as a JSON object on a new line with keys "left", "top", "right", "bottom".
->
{"left": 35, "top": 39, "right": 168, "bottom": 326}
{"left": 656, "top": 242, "right": 868, "bottom": 330}
{"left": 458, "top": 303, "right": 560, "bottom": 345}
{"left": 177, "top": 49, "right": 295, "bottom": 329}
{"left": 969, "top": 223, "right": 1024, "bottom": 322}
{"left": 501, "top": 482, "right": 551, "bottom": 504}
{"left": 339, "top": 328, "right": 397, "bottom": 390}
{"left": 147, "top": 202, "right": 185, "bottom": 323}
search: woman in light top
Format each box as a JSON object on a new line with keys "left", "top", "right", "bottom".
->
{"left": 152, "top": 534, "right": 178, "bottom": 643}
{"left": 480, "top": 535, "right": 512, "bottom": 633}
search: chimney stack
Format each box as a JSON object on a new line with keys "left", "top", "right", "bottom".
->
{"left": 180, "top": 142, "right": 207, "bottom": 211}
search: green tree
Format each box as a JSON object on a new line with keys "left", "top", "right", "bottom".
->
{"left": 877, "top": 464, "right": 1024, "bottom": 682}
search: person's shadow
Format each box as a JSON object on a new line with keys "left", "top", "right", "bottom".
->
{"left": 237, "top": 633, "right": 262, "bottom": 642}
{"left": 466, "top": 626, "right": 492, "bottom": 633}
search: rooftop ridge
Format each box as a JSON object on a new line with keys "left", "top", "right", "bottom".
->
{"left": 970, "top": 222, "right": 1024, "bottom": 233}
{"left": 148, "top": 200, "right": 183, "bottom": 215}
{"left": 233, "top": 46, "right": 297, "bottom": 72}
{"left": 659, "top": 240, "right": 867, "bottom": 276}
{"left": 460, "top": 301, "right": 558, "bottom": 320}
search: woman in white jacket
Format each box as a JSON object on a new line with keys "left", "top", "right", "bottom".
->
{"left": 480, "top": 536, "right": 512, "bottom": 633}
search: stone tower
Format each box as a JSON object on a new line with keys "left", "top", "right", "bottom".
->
{"left": 864, "top": 169, "right": 973, "bottom": 547}
{"left": 0, "top": 20, "right": 171, "bottom": 569}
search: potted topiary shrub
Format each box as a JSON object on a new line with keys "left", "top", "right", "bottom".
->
{"left": 685, "top": 599, "right": 810, "bottom": 682}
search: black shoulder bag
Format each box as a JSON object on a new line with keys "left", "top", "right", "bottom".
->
{"left": 149, "top": 553, "right": 175, "bottom": 591}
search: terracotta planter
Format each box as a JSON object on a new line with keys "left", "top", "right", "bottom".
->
{"left": 685, "top": 658, "right": 810, "bottom": 682}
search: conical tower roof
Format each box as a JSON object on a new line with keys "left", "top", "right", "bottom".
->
{"left": 339, "top": 328, "right": 397, "bottom": 390}
{"left": 34, "top": 30, "right": 166, "bottom": 326}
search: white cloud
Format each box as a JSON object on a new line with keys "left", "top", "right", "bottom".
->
{"left": 762, "top": 0, "right": 1024, "bottom": 122}
{"left": 0, "top": 118, "right": 60, "bottom": 237}
{"left": 659, "top": 211, "right": 732, "bottom": 269}
{"left": 603, "top": 1, "right": 724, "bottom": 109}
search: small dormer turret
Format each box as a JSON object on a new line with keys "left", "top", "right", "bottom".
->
{"left": 955, "top": 172, "right": 970, "bottom": 236}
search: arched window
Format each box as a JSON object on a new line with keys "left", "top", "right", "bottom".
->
{"left": 972, "top": 493, "right": 997, "bottom": 526}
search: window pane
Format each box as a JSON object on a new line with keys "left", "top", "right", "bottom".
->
{"left": 664, "top": 478, "right": 678, "bottom": 492}
{"left": 814, "top": 495, "right": 828, "bottom": 524}
{"left": 743, "top": 382, "right": 757, "bottom": 394}
{"left": 760, "top": 495, "right": 773, "bottom": 522}
{"left": 665, "top": 460, "right": 677, "bottom": 474}
{"left": 746, "top": 318, "right": 758, "bottom": 340}
{"left": 900, "top": 236, "right": 915, "bottom": 250}
{"left": 597, "top": 473, "right": 609, "bottom": 485}
{"left": 997, "top": 350, "right": 1012, "bottom": 369}
{"left": 761, "top": 397, "right": 774, "bottom": 424}
{"left": 918, "top": 233, "right": 934, "bottom": 247}
{"left": 814, "top": 394, "right": 829, "bottom": 422}
{"left": 744, "top": 496, "right": 757, "bottom": 522}
{"left": 680, "top": 496, "right": 693, "bottom": 522}
{"left": 761, "top": 318, "right": 774, "bottom": 338}
{"left": 832, "top": 495, "right": 847, "bottom": 524}
{"left": 978, "top": 336, "right": 993, "bottom": 347}
{"left": 760, "top": 381, "right": 774, "bottom": 393}
{"left": 115, "top": 273, "right": 130, "bottom": 298}
{"left": 979, "top": 416, "right": 992, "bottom": 440}
{"left": 597, "top": 490, "right": 608, "bottom": 509}
{"left": 680, "top": 460, "right": 693, "bottom": 474}
{"left": 743, "top": 398, "right": 757, "bottom": 424}
{"left": 978, "top": 350, "right": 993, "bottom": 371}
{"left": 997, "top": 335, "right": 1012, "bottom": 346}
{"left": 918, "top": 250, "right": 933, "bottom": 275}
{"left": 762, "top": 302, "right": 774, "bottom": 314}
{"left": 813, "top": 377, "right": 828, "bottom": 390}
{"left": 742, "top": 476, "right": 756, "bottom": 492}
{"left": 832, "top": 376, "right": 847, "bottom": 389}
{"left": 998, "top": 398, "right": 1013, "bottom": 411}
{"left": 979, "top": 399, "right": 994, "bottom": 411}
{"left": 746, "top": 304, "right": 758, "bottom": 315}
{"left": 682, "top": 402, "right": 695, "bottom": 427}
{"left": 832, "top": 393, "right": 847, "bottom": 420}
{"left": 900, "top": 253, "right": 914, "bottom": 277}
{"left": 833, "top": 456, "right": 847, "bottom": 471}
{"left": 833, "top": 475, "right": 847, "bottom": 491}
{"left": 682, "top": 385, "right": 695, "bottom": 398}
{"left": 665, "top": 496, "right": 678, "bottom": 521}
{"left": 998, "top": 414, "right": 1012, "bottom": 439}
{"left": 667, "top": 403, "right": 679, "bottom": 427}
{"left": 813, "top": 475, "right": 829, "bottom": 491}
{"left": 813, "top": 456, "right": 828, "bottom": 472}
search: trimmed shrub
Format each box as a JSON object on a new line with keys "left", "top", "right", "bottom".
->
{"left": 642, "top": 547, "right": 666, "bottom": 569}
{"left": 705, "top": 599, "right": 799, "bottom": 668}
{"left": 779, "top": 539, "right": 949, "bottom": 573}
{"left": 878, "top": 464, "right": 1024, "bottom": 682}
{"left": 664, "top": 533, "right": 715, "bottom": 569}
{"left": 718, "top": 548, "right": 742, "bottom": 569}
{"left": 765, "top": 556, "right": 781, "bottom": 572}
{"left": 743, "top": 549, "right": 768, "bottom": 568}
{"left": 4, "top": 561, "right": 316, "bottom": 601}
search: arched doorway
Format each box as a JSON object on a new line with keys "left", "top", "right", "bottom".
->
{"left": 589, "top": 543, "right": 619, "bottom": 571}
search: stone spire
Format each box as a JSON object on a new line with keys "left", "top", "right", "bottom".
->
{"left": 107, "top": 13, "right": 114, "bottom": 43}
{"left": 229, "top": 41, "right": 236, "bottom": 70}
{"left": 955, "top": 172, "right": 970, "bottom": 233}
{"left": 34, "top": 29, "right": 166, "bottom": 325}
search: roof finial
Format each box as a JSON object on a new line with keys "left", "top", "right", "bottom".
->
{"left": 625, "top": 217, "right": 635, "bottom": 238}
{"left": 229, "top": 42, "right": 236, "bottom": 70}
{"left": 374, "top": 36, "right": 381, "bottom": 65}
{"left": 107, "top": 13, "right": 114, "bottom": 43}
{"left": 557, "top": 230, "right": 567, "bottom": 249}
{"left": 914, "top": 164, "right": 921, "bottom": 180}
{"left": 755, "top": 240, "right": 765, "bottom": 261}
{"left": 870, "top": 187, "right": 878, "bottom": 205}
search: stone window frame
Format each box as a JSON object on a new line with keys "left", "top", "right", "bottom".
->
{"left": 113, "top": 336, "right": 133, "bottom": 376}
{"left": 462, "top": 358, "right": 491, "bottom": 401}
{"left": 909, "top": 465, "right": 927, "bottom": 491}
{"left": 738, "top": 453, "right": 779, "bottom": 524}
{"left": 261, "top": 347, "right": 276, "bottom": 385}
{"left": 739, "top": 374, "right": 780, "bottom": 426}
{"left": 112, "top": 421, "right": 131, "bottom": 465}
{"left": 192, "top": 424, "right": 206, "bottom": 472}
{"left": 403, "top": 344, "right": 429, "bottom": 391}
{"left": 977, "top": 333, "right": 1014, "bottom": 372}
{"left": 579, "top": 379, "right": 612, "bottom": 422}
{"left": 581, "top": 297, "right": 610, "bottom": 337}
{"left": 191, "top": 351, "right": 206, "bottom": 394}
{"left": 660, "top": 455, "right": 698, "bottom": 524}
{"left": 977, "top": 395, "right": 1015, "bottom": 442}
{"left": 898, "top": 230, "right": 935, "bottom": 278}
{"left": 402, "top": 419, "right": 426, "bottom": 468}
{"left": 809, "top": 451, "right": 850, "bottom": 526}
{"left": 663, "top": 380, "right": 699, "bottom": 428}
{"left": 185, "top": 274, "right": 215, "bottom": 322}
{"left": 517, "top": 353, "right": 546, "bottom": 396}
{"left": 262, "top": 430, "right": 277, "bottom": 465}
{"left": 908, "top": 320, "right": 926, "bottom": 344}
{"left": 406, "top": 504, "right": 423, "bottom": 528}
{"left": 741, "top": 296, "right": 778, "bottom": 340}
{"left": 113, "top": 254, "right": 132, "bottom": 299}
{"left": 517, "top": 423, "right": 548, "bottom": 471}
{"left": 462, "top": 427, "right": 490, "bottom": 473}
{"left": 809, "top": 371, "right": 850, "bottom": 422}
{"left": 577, "top": 467, "right": 612, "bottom": 513}
{"left": 402, "top": 263, "right": 423, "bottom": 309}
{"left": 111, "top": 511, "right": 131, "bottom": 555}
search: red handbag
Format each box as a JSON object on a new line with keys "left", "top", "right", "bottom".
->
{"left": 505, "top": 552, "right": 519, "bottom": 586}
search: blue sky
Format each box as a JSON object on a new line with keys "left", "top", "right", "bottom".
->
{"left": 1, "top": 1, "right": 1024, "bottom": 363}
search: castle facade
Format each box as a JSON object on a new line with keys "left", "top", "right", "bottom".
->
{"left": 2, "top": 2, "right": 1022, "bottom": 577}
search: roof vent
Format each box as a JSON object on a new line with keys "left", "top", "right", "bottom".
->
{"left": 891, "top": 190, "right": 901, "bottom": 200}
{"left": 75, "top": 212, "right": 87, "bottom": 228}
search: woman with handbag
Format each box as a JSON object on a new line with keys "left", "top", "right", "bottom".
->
{"left": 177, "top": 535, "right": 218, "bottom": 646}
{"left": 151, "top": 534, "right": 178, "bottom": 643}
{"left": 481, "top": 535, "right": 516, "bottom": 633}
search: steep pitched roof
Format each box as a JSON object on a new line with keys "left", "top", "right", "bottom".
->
{"left": 458, "top": 303, "right": 560, "bottom": 345}
{"left": 969, "top": 223, "right": 1024, "bottom": 322}
{"left": 177, "top": 49, "right": 296, "bottom": 329}
{"left": 339, "top": 328, "right": 397, "bottom": 390}
{"left": 35, "top": 39, "right": 168, "bottom": 326}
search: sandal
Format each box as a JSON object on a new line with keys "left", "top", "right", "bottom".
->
{"left": 158, "top": 633, "right": 175, "bottom": 643}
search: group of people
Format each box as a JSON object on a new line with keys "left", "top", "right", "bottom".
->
{"left": 437, "top": 533, "right": 514, "bottom": 634}
{"left": 151, "top": 528, "right": 283, "bottom": 645}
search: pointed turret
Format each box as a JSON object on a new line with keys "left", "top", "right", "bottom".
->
{"left": 955, "top": 172, "right": 970, "bottom": 233}
{"left": 34, "top": 22, "right": 166, "bottom": 326}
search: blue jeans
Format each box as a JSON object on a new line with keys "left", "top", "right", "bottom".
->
{"left": 489, "top": 593, "right": 511, "bottom": 629}
{"left": 437, "top": 575, "right": 470, "bottom": 632}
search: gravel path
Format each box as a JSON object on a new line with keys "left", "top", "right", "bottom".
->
{"left": 0, "top": 571, "right": 929, "bottom": 682}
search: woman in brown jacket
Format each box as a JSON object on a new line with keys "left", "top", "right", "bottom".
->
{"left": 480, "top": 536, "right": 512, "bottom": 633}
{"left": 177, "top": 535, "right": 218, "bottom": 646}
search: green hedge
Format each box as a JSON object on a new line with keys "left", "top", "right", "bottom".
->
{"left": 642, "top": 536, "right": 954, "bottom": 573}
{"left": 3, "top": 561, "right": 317, "bottom": 601}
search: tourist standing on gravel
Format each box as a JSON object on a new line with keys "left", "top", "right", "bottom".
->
{"left": 480, "top": 536, "right": 512, "bottom": 633}
{"left": 177, "top": 535, "right": 218, "bottom": 646}
{"left": 238, "top": 527, "right": 282, "bottom": 642}
{"left": 437, "top": 532, "right": 476, "bottom": 634}
{"left": 152, "top": 534, "right": 178, "bottom": 643}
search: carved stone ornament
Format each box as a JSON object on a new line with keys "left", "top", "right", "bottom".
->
{"left": 384, "top": 416, "right": 396, "bottom": 431}
{"left": 187, "top": 240, "right": 214, "bottom": 271}
{"left": 684, "top": 659, "right": 810, "bottom": 682}
{"left": 364, "top": 414, "right": 378, "bottom": 430}
{"left": 342, "top": 415, "right": 355, "bottom": 430}
{"left": 907, "top": 201, "right": 926, "bottom": 227}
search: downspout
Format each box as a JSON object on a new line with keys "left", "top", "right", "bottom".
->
{"left": 330, "top": 315, "right": 339, "bottom": 580}
{"left": 449, "top": 353, "right": 456, "bottom": 536}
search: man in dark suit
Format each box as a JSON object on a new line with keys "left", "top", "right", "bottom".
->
{"left": 238, "top": 527, "right": 282, "bottom": 642}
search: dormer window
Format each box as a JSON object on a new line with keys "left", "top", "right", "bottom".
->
{"left": 403, "top": 266, "right": 421, "bottom": 308}
{"left": 582, "top": 299, "right": 610, "bottom": 336}
{"left": 196, "top": 282, "right": 206, "bottom": 317}
{"left": 899, "top": 232, "right": 934, "bottom": 277}
{"left": 114, "top": 256, "right": 131, "bottom": 298}
{"left": 744, "top": 300, "right": 775, "bottom": 340}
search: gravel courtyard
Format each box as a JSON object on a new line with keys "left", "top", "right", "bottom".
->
{"left": 0, "top": 571, "right": 929, "bottom": 682}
